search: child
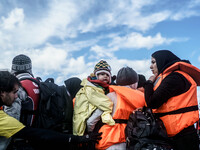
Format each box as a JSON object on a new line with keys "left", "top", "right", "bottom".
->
{"left": 87, "top": 66, "right": 145, "bottom": 149}
{"left": 73, "top": 60, "right": 115, "bottom": 136}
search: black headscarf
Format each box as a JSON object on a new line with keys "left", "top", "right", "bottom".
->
{"left": 64, "top": 77, "right": 82, "bottom": 99}
{"left": 151, "top": 50, "right": 182, "bottom": 74}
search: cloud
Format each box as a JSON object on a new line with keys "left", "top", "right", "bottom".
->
{"left": 0, "top": 0, "right": 199, "bottom": 86}
{"left": 31, "top": 46, "right": 68, "bottom": 73}
{"left": 170, "top": 0, "right": 200, "bottom": 20}
{"left": 89, "top": 45, "right": 115, "bottom": 59}
{"left": 171, "top": 10, "right": 200, "bottom": 21}
{"left": 76, "top": 0, "right": 171, "bottom": 32}
{"left": 0, "top": 1, "right": 79, "bottom": 51}
{"left": 108, "top": 58, "right": 151, "bottom": 77}
{"left": 108, "top": 32, "right": 180, "bottom": 50}
{"left": 1, "top": 8, "right": 24, "bottom": 30}
{"left": 0, "top": 0, "right": 197, "bottom": 52}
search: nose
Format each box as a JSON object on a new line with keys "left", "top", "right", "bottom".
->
{"left": 150, "top": 64, "right": 153, "bottom": 69}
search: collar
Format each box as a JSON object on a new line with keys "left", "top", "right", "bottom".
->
{"left": 87, "top": 76, "right": 109, "bottom": 88}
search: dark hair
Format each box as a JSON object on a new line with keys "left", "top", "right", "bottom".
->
{"left": 0, "top": 71, "right": 21, "bottom": 93}
{"left": 64, "top": 77, "right": 82, "bottom": 99}
{"left": 138, "top": 74, "right": 146, "bottom": 88}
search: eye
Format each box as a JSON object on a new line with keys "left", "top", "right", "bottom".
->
{"left": 13, "top": 90, "right": 18, "bottom": 94}
{"left": 151, "top": 60, "right": 156, "bottom": 64}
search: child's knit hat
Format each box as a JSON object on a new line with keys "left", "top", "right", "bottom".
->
{"left": 94, "top": 60, "right": 111, "bottom": 83}
{"left": 11, "top": 54, "right": 32, "bottom": 75}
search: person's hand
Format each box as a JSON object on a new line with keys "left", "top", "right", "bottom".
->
{"left": 148, "top": 75, "right": 157, "bottom": 82}
{"left": 133, "top": 107, "right": 143, "bottom": 114}
{"left": 80, "top": 132, "right": 102, "bottom": 143}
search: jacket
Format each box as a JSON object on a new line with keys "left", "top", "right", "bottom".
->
{"left": 153, "top": 62, "right": 200, "bottom": 137}
{"left": 96, "top": 85, "right": 145, "bottom": 149}
{"left": 73, "top": 78, "right": 115, "bottom": 136}
{"left": 4, "top": 73, "right": 34, "bottom": 120}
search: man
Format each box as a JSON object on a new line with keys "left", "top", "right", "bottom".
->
{"left": 5, "top": 54, "right": 37, "bottom": 123}
{"left": 0, "top": 54, "right": 39, "bottom": 149}
{"left": 0, "top": 71, "right": 101, "bottom": 150}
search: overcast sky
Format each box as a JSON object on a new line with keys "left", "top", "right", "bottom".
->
{"left": 0, "top": 0, "right": 200, "bottom": 94}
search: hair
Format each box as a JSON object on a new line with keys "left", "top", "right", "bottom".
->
{"left": 0, "top": 71, "right": 21, "bottom": 93}
{"left": 138, "top": 74, "right": 146, "bottom": 88}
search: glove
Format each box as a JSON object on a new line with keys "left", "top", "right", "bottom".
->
{"left": 80, "top": 132, "right": 102, "bottom": 143}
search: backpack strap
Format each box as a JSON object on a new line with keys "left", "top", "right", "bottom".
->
{"left": 114, "top": 119, "right": 128, "bottom": 124}
{"left": 155, "top": 105, "right": 199, "bottom": 117}
{"left": 19, "top": 77, "right": 40, "bottom": 86}
{"left": 45, "top": 78, "right": 54, "bottom": 83}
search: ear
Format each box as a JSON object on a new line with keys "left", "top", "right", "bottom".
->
{"left": 0, "top": 91, "right": 5, "bottom": 98}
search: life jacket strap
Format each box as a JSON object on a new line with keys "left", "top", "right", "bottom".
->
{"left": 155, "top": 105, "right": 199, "bottom": 117}
{"left": 114, "top": 119, "right": 128, "bottom": 124}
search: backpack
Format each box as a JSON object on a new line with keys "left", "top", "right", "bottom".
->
{"left": 125, "top": 107, "right": 173, "bottom": 150}
{"left": 20, "top": 77, "right": 40, "bottom": 127}
{"left": 20, "top": 77, "right": 73, "bottom": 133}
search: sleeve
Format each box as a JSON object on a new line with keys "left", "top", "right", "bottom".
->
{"left": 86, "top": 92, "right": 118, "bottom": 132}
{"left": 14, "top": 127, "right": 86, "bottom": 149}
{"left": 0, "top": 137, "right": 11, "bottom": 150}
{"left": 145, "top": 72, "right": 191, "bottom": 108}
{"left": 86, "top": 109, "right": 103, "bottom": 132}
{"left": 0, "top": 110, "right": 25, "bottom": 138}
{"left": 85, "top": 87, "right": 115, "bottom": 125}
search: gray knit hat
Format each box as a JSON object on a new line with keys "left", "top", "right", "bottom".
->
{"left": 11, "top": 54, "right": 32, "bottom": 75}
{"left": 116, "top": 66, "right": 138, "bottom": 85}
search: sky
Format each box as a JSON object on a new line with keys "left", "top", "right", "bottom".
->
{"left": 1, "top": 0, "right": 200, "bottom": 90}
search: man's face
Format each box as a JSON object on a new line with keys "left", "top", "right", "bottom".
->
{"left": 0, "top": 84, "right": 19, "bottom": 106}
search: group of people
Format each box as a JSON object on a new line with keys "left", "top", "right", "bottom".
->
{"left": 0, "top": 49, "right": 200, "bottom": 150}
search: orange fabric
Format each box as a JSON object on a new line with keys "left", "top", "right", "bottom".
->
{"left": 73, "top": 98, "right": 75, "bottom": 108}
{"left": 162, "top": 61, "right": 200, "bottom": 85}
{"left": 96, "top": 85, "right": 145, "bottom": 149}
{"left": 153, "top": 62, "right": 199, "bottom": 137}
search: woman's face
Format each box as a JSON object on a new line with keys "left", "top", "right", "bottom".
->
{"left": 150, "top": 57, "right": 158, "bottom": 76}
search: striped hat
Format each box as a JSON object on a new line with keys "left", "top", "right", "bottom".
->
{"left": 94, "top": 60, "right": 111, "bottom": 83}
{"left": 11, "top": 54, "right": 32, "bottom": 75}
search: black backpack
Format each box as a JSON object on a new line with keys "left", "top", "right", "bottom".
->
{"left": 20, "top": 77, "right": 73, "bottom": 133}
{"left": 125, "top": 107, "right": 173, "bottom": 150}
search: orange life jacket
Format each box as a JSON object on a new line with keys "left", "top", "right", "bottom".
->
{"left": 96, "top": 85, "right": 145, "bottom": 150}
{"left": 153, "top": 62, "right": 200, "bottom": 137}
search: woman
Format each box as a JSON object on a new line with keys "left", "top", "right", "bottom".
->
{"left": 145, "top": 50, "right": 200, "bottom": 150}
